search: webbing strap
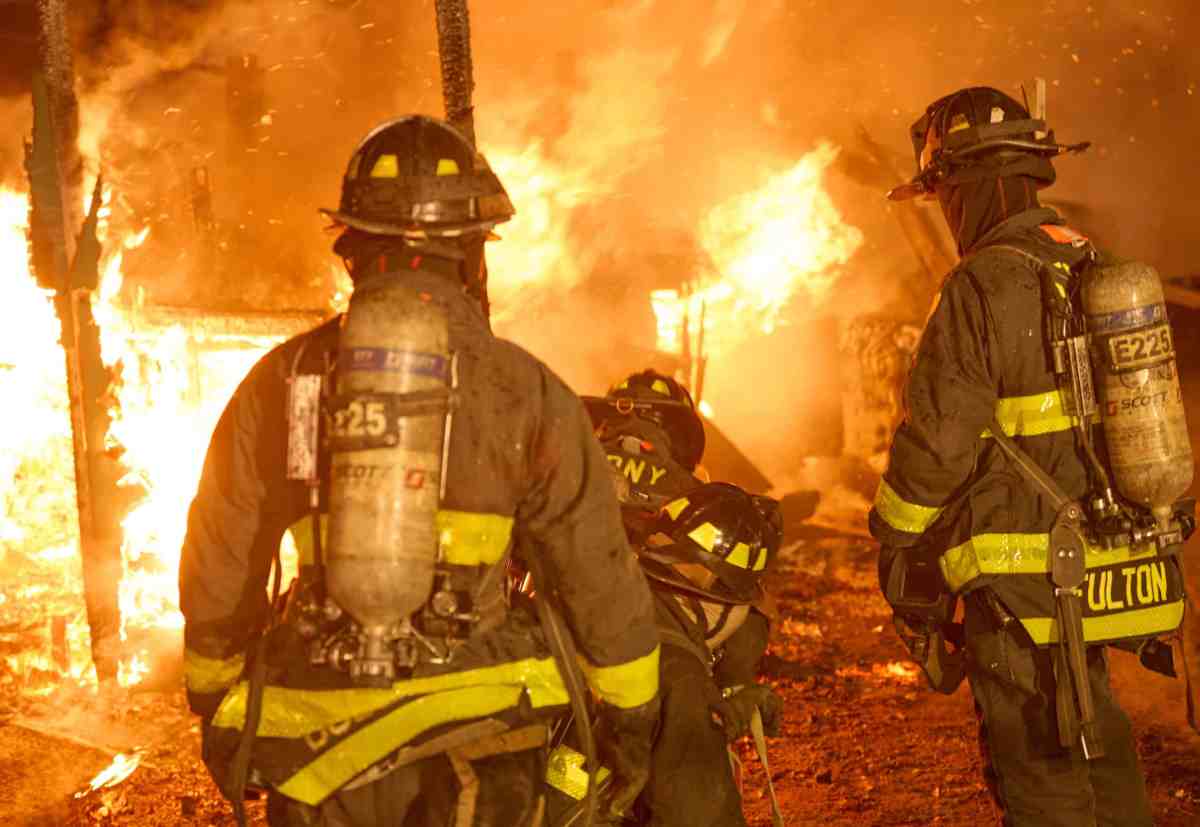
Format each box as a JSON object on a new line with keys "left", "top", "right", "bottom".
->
{"left": 750, "top": 709, "right": 785, "bottom": 827}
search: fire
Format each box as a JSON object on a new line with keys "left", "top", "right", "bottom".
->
{"left": 76, "top": 751, "right": 142, "bottom": 797}
{"left": 484, "top": 142, "right": 588, "bottom": 321}
{"left": 0, "top": 185, "right": 293, "bottom": 691}
{"left": 651, "top": 143, "right": 863, "bottom": 361}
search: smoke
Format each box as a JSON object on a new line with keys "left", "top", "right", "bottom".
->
{"left": 2, "top": 0, "right": 1199, "bottom": 480}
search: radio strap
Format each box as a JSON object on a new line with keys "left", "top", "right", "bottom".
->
{"left": 986, "top": 416, "right": 1105, "bottom": 759}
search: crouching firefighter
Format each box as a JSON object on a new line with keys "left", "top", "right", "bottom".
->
{"left": 179, "top": 115, "right": 661, "bottom": 827}
{"left": 547, "top": 482, "right": 784, "bottom": 827}
{"left": 582, "top": 370, "right": 709, "bottom": 544}
{"left": 873, "top": 86, "right": 1195, "bottom": 827}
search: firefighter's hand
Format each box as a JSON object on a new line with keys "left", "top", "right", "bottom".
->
{"left": 709, "top": 683, "right": 783, "bottom": 741}
{"left": 594, "top": 696, "right": 660, "bottom": 819}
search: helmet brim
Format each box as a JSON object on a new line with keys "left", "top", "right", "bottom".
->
{"left": 320, "top": 207, "right": 504, "bottom": 239}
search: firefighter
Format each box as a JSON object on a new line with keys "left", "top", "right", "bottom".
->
{"left": 572, "top": 377, "right": 780, "bottom": 825}
{"left": 582, "top": 370, "right": 708, "bottom": 544}
{"left": 632, "top": 483, "right": 783, "bottom": 827}
{"left": 179, "top": 115, "right": 661, "bottom": 826}
{"left": 874, "top": 87, "right": 1190, "bottom": 826}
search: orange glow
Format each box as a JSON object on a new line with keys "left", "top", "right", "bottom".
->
{"left": 651, "top": 143, "right": 862, "bottom": 363}
{"left": 1, "top": 184, "right": 290, "bottom": 690}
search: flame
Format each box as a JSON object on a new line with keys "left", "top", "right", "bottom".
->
{"left": 76, "top": 751, "right": 142, "bottom": 797}
{"left": 651, "top": 143, "right": 863, "bottom": 361}
{"left": 0, "top": 185, "right": 292, "bottom": 690}
{"left": 485, "top": 142, "right": 588, "bottom": 321}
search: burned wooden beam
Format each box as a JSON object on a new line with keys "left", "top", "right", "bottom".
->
{"left": 24, "top": 0, "right": 127, "bottom": 683}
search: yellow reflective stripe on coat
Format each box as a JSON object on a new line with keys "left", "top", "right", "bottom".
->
{"left": 435, "top": 510, "right": 513, "bottom": 566}
{"left": 184, "top": 649, "right": 245, "bottom": 695}
{"left": 210, "top": 656, "right": 567, "bottom": 738}
{"left": 580, "top": 645, "right": 660, "bottom": 710}
{"left": 984, "top": 390, "right": 1095, "bottom": 438}
{"left": 286, "top": 510, "right": 513, "bottom": 568}
{"left": 873, "top": 479, "right": 944, "bottom": 535}
{"left": 278, "top": 685, "right": 529, "bottom": 805}
{"left": 1019, "top": 602, "right": 1185, "bottom": 644}
{"left": 939, "top": 532, "right": 1162, "bottom": 593}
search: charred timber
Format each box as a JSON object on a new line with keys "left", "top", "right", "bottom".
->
{"left": 434, "top": 0, "right": 477, "bottom": 145}
{"left": 25, "top": 1, "right": 127, "bottom": 683}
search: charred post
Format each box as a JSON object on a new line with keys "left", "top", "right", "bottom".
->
{"left": 433, "top": 0, "right": 477, "bottom": 146}
{"left": 25, "top": 0, "right": 127, "bottom": 683}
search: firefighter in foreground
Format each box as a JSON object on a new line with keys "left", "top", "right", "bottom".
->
{"left": 559, "top": 375, "right": 782, "bottom": 826}
{"left": 178, "top": 115, "right": 661, "bottom": 826}
{"left": 873, "top": 86, "right": 1193, "bottom": 826}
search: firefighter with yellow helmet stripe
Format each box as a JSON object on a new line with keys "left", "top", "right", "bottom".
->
{"left": 583, "top": 370, "right": 708, "bottom": 542}
{"left": 179, "top": 115, "right": 660, "bottom": 826}
{"left": 632, "top": 482, "right": 783, "bottom": 826}
{"left": 874, "top": 87, "right": 1192, "bottom": 826}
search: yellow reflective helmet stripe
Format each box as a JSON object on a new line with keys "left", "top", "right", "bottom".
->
{"left": 436, "top": 510, "right": 513, "bottom": 566}
{"left": 983, "top": 390, "right": 1096, "bottom": 439}
{"left": 650, "top": 379, "right": 672, "bottom": 395}
{"left": 579, "top": 645, "right": 660, "bottom": 710}
{"left": 211, "top": 656, "right": 566, "bottom": 738}
{"left": 939, "top": 532, "right": 1163, "bottom": 593}
{"left": 184, "top": 649, "right": 245, "bottom": 695}
{"left": 369, "top": 154, "right": 399, "bottom": 178}
{"left": 664, "top": 497, "right": 689, "bottom": 521}
{"left": 435, "top": 158, "right": 461, "bottom": 176}
{"left": 1019, "top": 601, "right": 1185, "bottom": 644}
{"left": 687, "top": 522, "right": 720, "bottom": 552}
{"left": 726, "top": 542, "right": 751, "bottom": 569}
{"left": 752, "top": 546, "right": 767, "bottom": 571}
{"left": 873, "top": 479, "right": 944, "bottom": 535}
{"left": 287, "top": 511, "right": 512, "bottom": 569}
{"left": 278, "top": 685, "right": 532, "bottom": 805}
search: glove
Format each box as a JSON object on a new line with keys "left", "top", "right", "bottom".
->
{"left": 593, "top": 696, "right": 660, "bottom": 820}
{"left": 708, "top": 683, "right": 783, "bottom": 741}
{"left": 892, "top": 613, "right": 965, "bottom": 694}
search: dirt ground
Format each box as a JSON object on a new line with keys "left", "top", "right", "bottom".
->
{"left": 2, "top": 509, "right": 1198, "bottom": 826}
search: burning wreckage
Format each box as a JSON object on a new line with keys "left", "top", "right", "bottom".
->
{"left": 2, "top": 1, "right": 1200, "bottom": 825}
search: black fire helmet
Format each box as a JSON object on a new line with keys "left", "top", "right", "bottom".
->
{"left": 888, "top": 86, "right": 1089, "bottom": 202}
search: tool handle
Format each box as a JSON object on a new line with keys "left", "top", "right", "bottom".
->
{"left": 1058, "top": 592, "right": 1105, "bottom": 759}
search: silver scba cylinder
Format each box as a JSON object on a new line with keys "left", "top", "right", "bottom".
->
{"left": 1082, "top": 260, "right": 1193, "bottom": 531}
{"left": 326, "top": 276, "right": 450, "bottom": 681}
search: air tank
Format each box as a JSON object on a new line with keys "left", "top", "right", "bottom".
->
{"left": 326, "top": 275, "right": 450, "bottom": 680}
{"left": 1082, "top": 260, "right": 1193, "bottom": 532}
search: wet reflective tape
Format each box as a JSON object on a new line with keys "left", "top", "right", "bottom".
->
{"left": 278, "top": 685, "right": 531, "bottom": 805}
{"left": 545, "top": 744, "right": 611, "bottom": 800}
{"left": 210, "top": 656, "right": 567, "bottom": 739}
{"left": 983, "top": 390, "right": 1094, "bottom": 438}
{"left": 184, "top": 649, "right": 245, "bottom": 695}
{"left": 939, "top": 532, "right": 1162, "bottom": 593}
{"left": 436, "top": 510, "right": 513, "bottom": 566}
{"left": 287, "top": 510, "right": 513, "bottom": 569}
{"left": 873, "top": 479, "right": 945, "bottom": 536}
{"left": 1020, "top": 601, "right": 1185, "bottom": 644}
{"left": 579, "top": 645, "right": 660, "bottom": 710}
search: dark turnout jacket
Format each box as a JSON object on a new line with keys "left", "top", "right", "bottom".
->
{"left": 178, "top": 268, "right": 659, "bottom": 805}
{"left": 869, "top": 208, "right": 1186, "bottom": 646}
